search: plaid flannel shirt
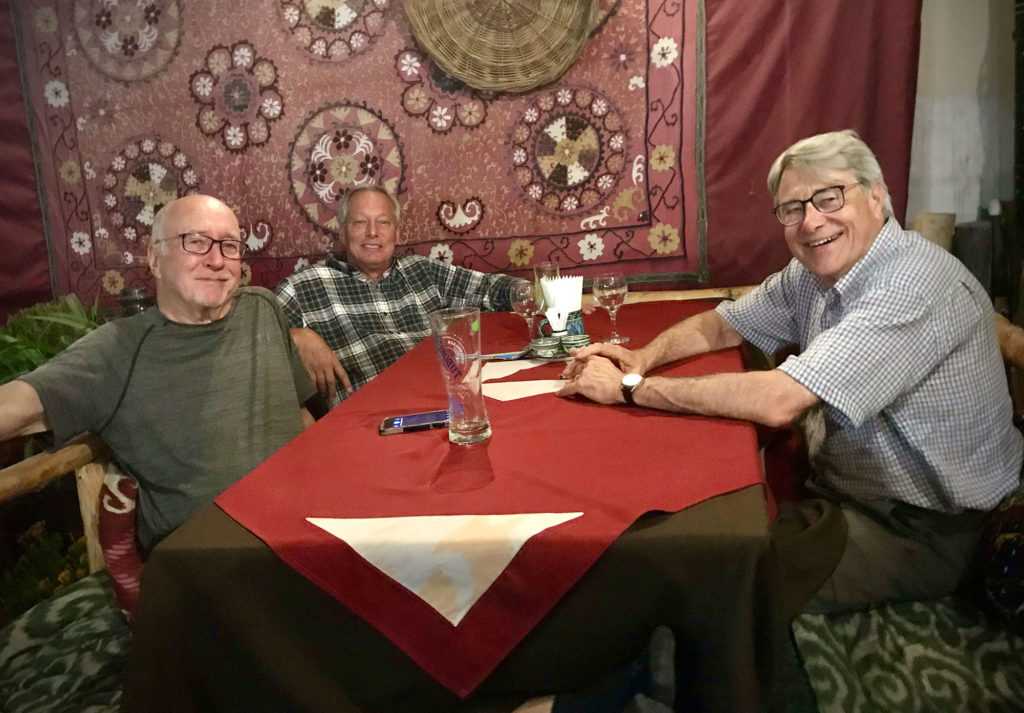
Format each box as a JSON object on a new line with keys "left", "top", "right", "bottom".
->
{"left": 717, "top": 219, "right": 1023, "bottom": 512}
{"left": 276, "top": 254, "right": 516, "bottom": 405}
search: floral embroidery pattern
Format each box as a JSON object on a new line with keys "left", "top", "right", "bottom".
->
{"left": 394, "top": 48, "right": 492, "bottom": 134}
{"left": 102, "top": 269, "right": 125, "bottom": 295}
{"left": 429, "top": 243, "right": 454, "bottom": 264}
{"left": 650, "top": 36, "right": 678, "bottom": 68}
{"left": 606, "top": 39, "right": 642, "bottom": 73}
{"left": 70, "top": 231, "right": 92, "bottom": 255}
{"left": 59, "top": 160, "right": 82, "bottom": 185}
{"left": 18, "top": 0, "right": 701, "bottom": 303}
{"left": 44, "top": 80, "right": 69, "bottom": 108}
{"left": 578, "top": 233, "right": 605, "bottom": 261}
{"left": 190, "top": 41, "right": 283, "bottom": 153}
{"left": 73, "top": 0, "right": 181, "bottom": 82}
{"left": 289, "top": 102, "right": 405, "bottom": 233}
{"left": 102, "top": 137, "right": 198, "bottom": 249}
{"left": 279, "top": 0, "right": 391, "bottom": 61}
{"left": 650, "top": 144, "right": 675, "bottom": 171}
{"left": 35, "top": 7, "right": 58, "bottom": 34}
{"left": 508, "top": 238, "right": 535, "bottom": 267}
{"left": 647, "top": 223, "right": 680, "bottom": 255}
{"left": 508, "top": 86, "right": 628, "bottom": 215}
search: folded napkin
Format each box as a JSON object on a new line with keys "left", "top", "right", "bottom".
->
{"left": 540, "top": 275, "right": 583, "bottom": 332}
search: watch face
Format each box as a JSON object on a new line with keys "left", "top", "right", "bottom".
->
{"left": 622, "top": 373, "right": 643, "bottom": 387}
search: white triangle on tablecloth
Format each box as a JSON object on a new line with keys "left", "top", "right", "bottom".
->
{"left": 306, "top": 512, "right": 583, "bottom": 626}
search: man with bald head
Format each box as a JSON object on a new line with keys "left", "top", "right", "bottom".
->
{"left": 0, "top": 194, "right": 316, "bottom": 550}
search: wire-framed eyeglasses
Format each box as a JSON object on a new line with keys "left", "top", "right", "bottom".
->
{"left": 772, "top": 184, "right": 858, "bottom": 226}
{"left": 164, "top": 232, "right": 246, "bottom": 259}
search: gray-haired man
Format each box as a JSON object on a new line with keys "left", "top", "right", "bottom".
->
{"left": 559, "top": 130, "right": 1022, "bottom": 613}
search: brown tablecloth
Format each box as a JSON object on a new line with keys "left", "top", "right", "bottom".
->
{"left": 213, "top": 303, "right": 767, "bottom": 696}
{"left": 121, "top": 483, "right": 785, "bottom": 713}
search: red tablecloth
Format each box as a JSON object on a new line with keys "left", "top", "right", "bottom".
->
{"left": 215, "top": 300, "right": 764, "bottom": 696}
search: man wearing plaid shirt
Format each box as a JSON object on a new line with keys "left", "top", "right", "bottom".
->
{"left": 276, "top": 186, "right": 517, "bottom": 407}
{"left": 559, "top": 130, "right": 1023, "bottom": 614}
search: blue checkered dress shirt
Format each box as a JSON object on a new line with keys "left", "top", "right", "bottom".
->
{"left": 276, "top": 254, "right": 516, "bottom": 405}
{"left": 717, "top": 219, "right": 1023, "bottom": 512}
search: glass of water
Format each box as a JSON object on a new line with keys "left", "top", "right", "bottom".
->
{"left": 592, "top": 272, "right": 629, "bottom": 344}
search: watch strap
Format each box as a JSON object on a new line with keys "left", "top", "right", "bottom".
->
{"left": 621, "top": 375, "right": 642, "bottom": 405}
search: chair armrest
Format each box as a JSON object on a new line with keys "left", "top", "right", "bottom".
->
{"left": 0, "top": 434, "right": 109, "bottom": 504}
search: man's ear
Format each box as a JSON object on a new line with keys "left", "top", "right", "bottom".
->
{"left": 868, "top": 180, "right": 887, "bottom": 219}
{"left": 147, "top": 243, "right": 161, "bottom": 278}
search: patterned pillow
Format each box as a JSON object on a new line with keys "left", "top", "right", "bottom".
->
{"left": 97, "top": 467, "right": 144, "bottom": 622}
{"left": 972, "top": 488, "right": 1024, "bottom": 634}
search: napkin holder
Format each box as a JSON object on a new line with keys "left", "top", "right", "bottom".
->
{"left": 539, "top": 275, "right": 584, "bottom": 336}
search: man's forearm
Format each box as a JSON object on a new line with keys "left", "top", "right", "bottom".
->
{"left": 633, "top": 368, "right": 817, "bottom": 428}
{"left": 485, "top": 274, "right": 518, "bottom": 312}
{"left": 638, "top": 309, "right": 745, "bottom": 373}
{"left": 0, "top": 380, "right": 49, "bottom": 441}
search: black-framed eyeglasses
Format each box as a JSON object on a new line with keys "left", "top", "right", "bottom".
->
{"left": 772, "top": 184, "right": 858, "bottom": 226}
{"left": 166, "top": 232, "right": 246, "bottom": 259}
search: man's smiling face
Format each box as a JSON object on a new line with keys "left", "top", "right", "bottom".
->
{"left": 340, "top": 190, "right": 398, "bottom": 283}
{"left": 777, "top": 167, "right": 886, "bottom": 288}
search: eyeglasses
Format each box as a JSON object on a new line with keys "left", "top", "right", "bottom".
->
{"left": 162, "top": 232, "right": 246, "bottom": 259}
{"left": 772, "top": 184, "right": 858, "bottom": 226}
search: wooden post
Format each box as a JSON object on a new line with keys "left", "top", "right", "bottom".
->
{"left": 74, "top": 462, "right": 106, "bottom": 573}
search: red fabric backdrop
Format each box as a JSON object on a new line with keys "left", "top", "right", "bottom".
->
{"left": 0, "top": 1, "right": 920, "bottom": 311}
{"left": 702, "top": 0, "right": 921, "bottom": 286}
{"left": 0, "top": 0, "right": 51, "bottom": 321}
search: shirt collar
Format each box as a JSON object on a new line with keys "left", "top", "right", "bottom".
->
{"left": 326, "top": 253, "right": 400, "bottom": 283}
{"left": 829, "top": 218, "right": 901, "bottom": 297}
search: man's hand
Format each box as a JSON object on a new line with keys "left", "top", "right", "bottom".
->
{"left": 290, "top": 328, "right": 353, "bottom": 403}
{"left": 559, "top": 342, "right": 650, "bottom": 381}
{"left": 556, "top": 355, "right": 628, "bottom": 404}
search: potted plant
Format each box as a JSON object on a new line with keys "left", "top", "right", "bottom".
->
{"left": 0, "top": 294, "right": 103, "bottom": 467}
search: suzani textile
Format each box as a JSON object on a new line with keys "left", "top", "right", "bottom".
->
{"left": 12, "top": 0, "right": 696, "bottom": 303}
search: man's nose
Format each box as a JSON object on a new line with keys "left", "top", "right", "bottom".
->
{"left": 205, "top": 244, "right": 227, "bottom": 268}
{"left": 801, "top": 203, "right": 827, "bottom": 230}
{"left": 365, "top": 220, "right": 378, "bottom": 237}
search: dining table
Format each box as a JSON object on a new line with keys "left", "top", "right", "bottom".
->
{"left": 119, "top": 299, "right": 788, "bottom": 713}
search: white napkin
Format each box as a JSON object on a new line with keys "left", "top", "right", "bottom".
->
{"left": 482, "top": 380, "right": 565, "bottom": 401}
{"left": 481, "top": 359, "right": 563, "bottom": 401}
{"left": 307, "top": 512, "right": 582, "bottom": 626}
{"left": 481, "top": 359, "right": 548, "bottom": 382}
{"left": 540, "top": 275, "right": 583, "bottom": 332}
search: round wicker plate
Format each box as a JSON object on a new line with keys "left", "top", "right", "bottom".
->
{"left": 402, "top": 0, "right": 598, "bottom": 93}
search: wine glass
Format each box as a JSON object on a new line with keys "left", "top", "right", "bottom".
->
{"left": 509, "top": 280, "right": 540, "bottom": 345}
{"left": 593, "top": 272, "right": 629, "bottom": 344}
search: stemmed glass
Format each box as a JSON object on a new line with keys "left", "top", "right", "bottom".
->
{"left": 510, "top": 280, "right": 540, "bottom": 345}
{"left": 593, "top": 272, "right": 629, "bottom": 344}
{"left": 533, "top": 260, "right": 559, "bottom": 307}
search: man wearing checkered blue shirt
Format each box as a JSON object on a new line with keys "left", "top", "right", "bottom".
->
{"left": 276, "top": 186, "right": 517, "bottom": 408}
{"left": 560, "top": 130, "right": 1023, "bottom": 614}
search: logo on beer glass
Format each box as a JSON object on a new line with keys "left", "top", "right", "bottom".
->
{"left": 434, "top": 333, "right": 467, "bottom": 381}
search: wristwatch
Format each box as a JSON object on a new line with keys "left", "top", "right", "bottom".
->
{"left": 620, "top": 373, "right": 644, "bottom": 405}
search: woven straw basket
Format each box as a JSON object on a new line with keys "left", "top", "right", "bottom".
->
{"left": 403, "top": 0, "right": 598, "bottom": 93}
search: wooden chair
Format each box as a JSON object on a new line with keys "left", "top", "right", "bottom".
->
{"left": 996, "top": 313, "right": 1024, "bottom": 417}
{"left": 0, "top": 434, "right": 113, "bottom": 574}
